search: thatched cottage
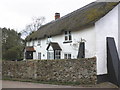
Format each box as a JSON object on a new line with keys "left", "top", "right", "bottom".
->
{"left": 25, "top": 2, "right": 120, "bottom": 85}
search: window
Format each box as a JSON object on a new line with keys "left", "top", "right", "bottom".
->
{"left": 55, "top": 50, "right": 61, "bottom": 59}
{"left": 64, "top": 53, "right": 71, "bottom": 59}
{"left": 37, "top": 40, "right": 41, "bottom": 46}
{"left": 47, "top": 51, "right": 54, "bottom": 60}
{"left": 38, "top": 52, "right": 41, "bottom": 60}
{"left": 65, "top": 31, "right": 72, "bottom": 42}
{"left": 47, "top": 36, "right": 52, "bottom": 44}
{"left": 27, "top": 42, "right": 30, "bottom": 46}
{"left": 32, "top": 40, "right": 35, "bottom": 46}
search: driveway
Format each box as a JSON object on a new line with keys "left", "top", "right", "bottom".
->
{"left": 2, "top": 80, "right": 118, "bottom": 88}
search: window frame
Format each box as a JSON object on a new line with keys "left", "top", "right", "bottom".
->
{"left": 64, "top": 31, "right": 72, "bottom": 43}
{"left": 37, "top": 40, "right": 41, "bottom": 46}
{"left": 55, "top": 50, "right": 61, "bottom": 59}
{"left": 47, "top": 51, "right": 54, "bottom": 60}
{"left": 32, "top": 40, "right": 35, "bottom": 46}
{"left": 47, "top": 36, "right": 52, "bottom": 44}
{"left": 27, "top": 42, "right": 30, "bottom": 46}
{"left": 64, "top": 53, "right": 71, "bottom": 59}
{"left": 38, "top": 52, "right": 41, "bottom": 60}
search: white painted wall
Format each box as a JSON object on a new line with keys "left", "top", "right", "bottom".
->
{"left": 51, "top": 26, "right": 96, "bottom": 59}
{"left": 95, "top": 5, "right": 119, "bottom": 75}
{"left": 118, "top": 4, "right": 120, "bottom": 58}
{"left": 25, "top": 4, "right": 119, "bottom": 75}
{"left": 26, "top": 26, "right": 96, "bottom": 60}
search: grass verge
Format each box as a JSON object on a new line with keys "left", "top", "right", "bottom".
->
{"left": 2, "top": 77, "right": 95, "bottom": 87}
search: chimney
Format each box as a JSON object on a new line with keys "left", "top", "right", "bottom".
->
{"left": 55, "top": 13, "right": 60, "bottom": 20}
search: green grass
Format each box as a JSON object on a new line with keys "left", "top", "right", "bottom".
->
{"left": 2, "top": 77, "right": 94, "bottom": 86}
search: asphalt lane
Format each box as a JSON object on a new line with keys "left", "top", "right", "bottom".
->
{"left": 2, "top": 80, "right": 118, "bottom": 88}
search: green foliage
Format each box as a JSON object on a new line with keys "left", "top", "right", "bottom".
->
{"left": 2, "top": 27, "right": 24, "bottom": 60}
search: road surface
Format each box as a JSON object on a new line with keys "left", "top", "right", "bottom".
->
{"left": 2, "top": 80, "right": 118, "bottom": 88}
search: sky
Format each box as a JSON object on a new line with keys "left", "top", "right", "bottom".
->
{"left": 0, "top": 0, "right": 95, "bottom": 32}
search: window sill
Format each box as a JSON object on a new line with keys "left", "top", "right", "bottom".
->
{"left": 63, "top": 41, "right": 72, "bottom": 43}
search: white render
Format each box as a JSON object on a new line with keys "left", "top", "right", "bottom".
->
{"left": 118, "top": 4, "right": 120, "bottom": 58}
{"left": 95, "top": 4, "right": 119, "bottom": 75}
{"left": 26, "top": 26, "right": 96, "bottom": 60}
{"left": 25, "top": 4, "right": 120, "bottom": 75}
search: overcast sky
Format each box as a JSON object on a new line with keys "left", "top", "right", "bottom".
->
{"left": 0, "top": 0, "right": 95, "bottom": 32}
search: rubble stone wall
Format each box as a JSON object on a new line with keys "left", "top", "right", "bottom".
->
{"left": 2, "top": 57, "right": 97, "bottom": 84}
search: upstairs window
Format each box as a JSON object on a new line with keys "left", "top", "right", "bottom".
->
{"left": 37, "top": 40, "right": 41, "bottom": 46}
{"left": 32, "top": 40, "right": 35, "bottom": 46}
{"left": 27, "top": 42, "right": 30, "bottom": 46}
{"left": 65, "top": 31, "right": 72, "bottom": 42}
{"left": 47, "top": 36, "right": 52, "bottom": 44}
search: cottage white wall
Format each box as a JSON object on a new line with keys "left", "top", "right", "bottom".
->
{"left": 28, "top": 26, "right": 96, "bottom": 60}
{"left": 72, "top": 27, "right": 96, "bottom": 58}
{"left": 95, "top": 5, "right": 119, "bottom": 75}
{"left": 26, "top": 4, "right": 119, "bottom": 75}
{"left": 118, "top": 4, "right": 120, "bottom": 58}
{"left": 33, "top": 38, "right": 48, "bottom": 60}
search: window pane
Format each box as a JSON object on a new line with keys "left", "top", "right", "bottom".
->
{"left": 38, "top": 40, "right": 41, "bottom": 46}
{"left": 32, "top": 41, "right": 34, "bottom": 46}
{"left": 69, "top": 31, "right": 71, "bottom": 34}
{"left": 58, "top": 56, "right": 60, "bottom": 59}
{"left": 64, "top": 54, "right": 67, "bottom": 59}
{"left": 47, "top": 51, "right": 54, "bottom": 60}
{"left": 68, "top": 54, "right": 71, "bottom": 59}
{"left": 65, "top": 31, "right": 67, "bottom": 35}
{"left": 38, "top": 53, "right": 41, "bottom": 60}
{"left": 55, "top": 50, "right": 58, "bottom": 55}
{"left": 69, "top": 35, "right": 72, "bottom": 40}
{"left": 65, "top": 36, "right": 68, "bottom": 40}
{"left": 58, "top": 51, "right": 60, "bottom": 55}
{"left": 55, "top": 50, "right": 61, "bottom": 59}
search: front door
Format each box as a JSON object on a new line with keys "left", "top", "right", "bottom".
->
{"left": 25, "top": 51, "right": 33, "bottom": 59}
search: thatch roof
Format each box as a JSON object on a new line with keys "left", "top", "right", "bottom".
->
{"left": 26, "top": 2, "right": 119, "bottom": 41}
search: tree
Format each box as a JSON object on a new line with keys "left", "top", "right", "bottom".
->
{"left": 2, "top": 28, "right": 24, "bottom": 60}
{"left": 21, "top": 16, "right": 45, "bottom": 39}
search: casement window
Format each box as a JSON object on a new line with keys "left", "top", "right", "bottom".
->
{"left": 38, "top": 52, "right": 41, "bottom": 60}
{"left": 47, "top": 51, "right": 54, "bottom": 60}
{"left": 32, "top": 40, "right": 35, "bottom": 46}
{"left": 65, "top": 31, "right": 72, "bottom": 42}
{"left": 27, "top": 42, "right": 30, "bottom": 46}
{"left": 55, "top": 50, "right": 61, "bottom": 59}
{"left": 47, "top": 36, "right": 52, "bottom": 44}
{"left": 37, "top": 40, "right": 41, "bottom": 46}
{"left": 64, "top": 53, "right": 71, "bottom": 59}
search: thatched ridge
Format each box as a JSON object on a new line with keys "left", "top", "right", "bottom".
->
{"left": 26, "top": 2, "right": 119, "bottom": 41}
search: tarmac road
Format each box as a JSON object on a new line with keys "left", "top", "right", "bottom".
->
{"left": 2, "top": 80, "right": 118, "bottom": 88}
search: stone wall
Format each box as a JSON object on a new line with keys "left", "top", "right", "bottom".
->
{"left": 2, "top": 57, "right": 97, "bottom": 84}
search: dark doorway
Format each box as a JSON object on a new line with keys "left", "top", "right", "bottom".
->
{"left": 25, "top": 51, "right": 33, "bottom": 59}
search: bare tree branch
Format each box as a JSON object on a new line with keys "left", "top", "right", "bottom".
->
{"left": 20, "top": 16, "right": 45, "bottom": 39}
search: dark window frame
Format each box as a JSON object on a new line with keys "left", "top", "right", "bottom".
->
{"left": 55, "top": 50, "right": 61, "bottom": 59}
{"left": 64, "top": 31, "right": 72, "bottom": 43}
{"left": 64, "top": 53, "right": 71, "bottom": 59}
